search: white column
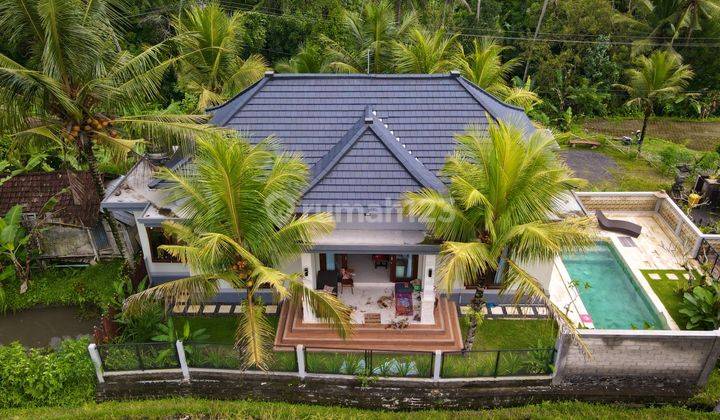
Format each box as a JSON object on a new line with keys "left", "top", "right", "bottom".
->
{"left": 296, "top": 344, "right": 306, "bottom": 379}
{"left": 420, "top": 254, "right": 437, "bottom": 324}
{"left": 87, "top": 343, "right": 105, "bottom": 383}
{"left": 433, "top": 350, "right": 443, "bottom": 381}
{"left": 300, "top": 253, "right": 319, "bottom": 323}
{"left": 176, "top": 340, "right": 190, "bottom": 381}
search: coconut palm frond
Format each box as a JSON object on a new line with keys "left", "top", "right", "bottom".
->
{"left": 394, "top": 28, "right": 457, "bottom": 74}
{"left": 503, "top": 259, "right": 590, "bottom": 356}
{"left": 236, "top": 300, "right": 274, "bottom": 370}
{"left": 437, "top": 240, "right": 496, "bottom": 292}
{"left": 124, "top": 274, "right": 221, "bottom": 315}
{"left": 289, "top": 278, "right": 353, "bottom": 338}
{"left": 402, "top": 189, "right": 477, "bottom": 242}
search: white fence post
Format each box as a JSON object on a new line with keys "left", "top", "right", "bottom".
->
{"left": 87, "top": 343, "right": 104, "bottom": 383}
{"left": 296, "top": 344, "right": 306, "bottom": 379}
{"left": 176, "top": 340, "right": 190, "bottom": 381}
{"left": 433, "top": 350, "right": 442, "bottom": 381}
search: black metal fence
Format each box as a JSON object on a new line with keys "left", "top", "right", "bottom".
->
{"left": 93, "top": 342, "right": 555, "bottom": 379}
{"left": 186, "top": 342, "right": 297, "bottom": 372}
{"left": 304, "top": 348, "right": 435, "bottom": 378}
{"left": 96, "top": 342, "right": 179, "bottom": 372}
{"left": 697, "top": 239, "right": 720, "bottom": 280}
{"left": 441, "top": 348, "right": 556, "bottom": 378}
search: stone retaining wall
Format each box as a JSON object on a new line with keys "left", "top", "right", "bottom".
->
{"left": 96, "top": 370, "right": 695, "bottom": 410}
{"left": 554, "top": 330, "right": 720, "bottom": 387}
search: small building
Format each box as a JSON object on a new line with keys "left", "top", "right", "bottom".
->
{"left": 0, "top": 171, "right": 138, "bottom": 262}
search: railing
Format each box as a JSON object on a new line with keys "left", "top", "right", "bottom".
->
{"left": 441, "top": 348, "right": 555, "bottom": 378}
{"left": 88, "top": 342, "right": 555, "bottom": 382}
{"left": 304, "top": 348, "right": 434, "bottom": 378}
{"left": 697, "top": 239, "right": 720, "bottom": 281}
{"left": 96, "top": 342, "right": 179, "bottom": 372}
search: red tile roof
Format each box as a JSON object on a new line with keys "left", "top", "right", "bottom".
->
{"left": 0, "top": 171, "right": 100, "bottom": 227}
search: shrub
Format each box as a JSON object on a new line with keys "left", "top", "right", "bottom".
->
{"left": 2, "top": 260, "right": 122, "bottom": 312}
{"left": 0, "top": 338, "right": 95, "bottom": 408}
{"left": 679, "top": 283, "right": 720, "bottom": 330}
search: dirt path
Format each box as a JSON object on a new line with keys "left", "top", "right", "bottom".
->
{"left": 559, "top": 149, "right": 618, "bottom": 184}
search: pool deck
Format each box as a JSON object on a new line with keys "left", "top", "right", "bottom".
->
{"left": 550, "top": 211, "right": 682, "bottom": 330}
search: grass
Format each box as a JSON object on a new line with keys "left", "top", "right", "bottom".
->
{"left": 583, "top": 117, "right": 720, "bottom": 152}
{"left": 172, "top": 314, "right": 280, "bottom": 345}
{"left": 1, "top": 398, "right": 716, "bottom": 419}
{"left": 460, "top": 318, "right": 559, "bottom": 350}
{"left": 641, "top": 269, "right": 691, "bottom": 328}
{"left": 2, "top": 260, "right": 123, "bottom": 312}
{"left": 691, "top": 367, "right": 720, "bottom": 408}
{"left": 441, "top": 318, "right": 559, "bottom": 378}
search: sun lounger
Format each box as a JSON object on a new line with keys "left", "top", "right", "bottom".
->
{"left": 595, "top": 210, "right": 642, "bottom": 238}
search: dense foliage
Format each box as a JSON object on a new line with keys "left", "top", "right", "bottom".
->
{"left": 2, "top": 260, "right": 122, "bottom": 312}
{"left": 0, "top": 338, "right": 95, "bottom": 408}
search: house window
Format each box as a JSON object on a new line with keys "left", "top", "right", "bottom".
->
{"left": 146, "top": 227, "right": 181, "bottom": 263}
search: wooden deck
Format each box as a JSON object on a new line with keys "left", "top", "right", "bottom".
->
{"left": 274, "top": 297, "right": 463, "bottom": 351}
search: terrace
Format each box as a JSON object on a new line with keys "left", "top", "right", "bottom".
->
{"left": 549, "top": 191, "right": 717, "bottom": 331}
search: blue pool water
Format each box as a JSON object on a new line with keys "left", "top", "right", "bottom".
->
{"left": 562, "top": 242, "right": 667, "bottom": 330}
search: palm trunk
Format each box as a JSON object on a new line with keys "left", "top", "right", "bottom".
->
{"left": 523, "top": 0, "right": 550, "bottom": 82}
{"left": 82, "top": 135, "right": 128, "bottom": 261}
{"left": 463, "top": 286, "right": 486, "bottom": 351}
{"left": 475, "top": 0, "right": 481, "bottom": 22}
{"left": 638, "top": 109, "right": 650, "bottom": 155}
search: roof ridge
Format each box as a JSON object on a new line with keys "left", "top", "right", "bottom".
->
{"left": 269, "top": 73, "right": 456, "bottom": 79}
{"left": 305, "top": 112, "right": 445, "bottom": 195}
{"left": 453, "top": 76, "right": 537, "bottom": 136}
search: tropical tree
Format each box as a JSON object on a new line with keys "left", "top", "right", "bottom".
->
{"left": 453, "top": 39, "right": 541, "bottom": 111}
{"left": 173, "top": 2, "right": 268, "bottom": 111}
{"left": 125, "top": 134, "right": 352, "bottom": 369}
{"left": 402, "top": 122, "right": 594, "bottom": 351}
{"left": 275, "top": 43, "right": 331, "bottom": 73}
{"left": 615, "top": 49, "right": 694, "bottom": 154}
{"left": 394, "top": 28, "right": 457, "bottom": 74}
{"left": 615, "top": 0, "right": 720, "bottom": 45}
{"left": 0, "top": 0, "right": 218, "bottom": 259}
{"left": 324, "top": 0, "right": 417, "bottom": 73}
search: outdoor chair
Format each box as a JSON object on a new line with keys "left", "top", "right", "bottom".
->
{"left": 595, "top": 210, "right": 642, "bottom": 238}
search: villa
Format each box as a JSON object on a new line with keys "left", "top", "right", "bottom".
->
{"left": 101, "top": 72, "right": 715, "bottom": 352}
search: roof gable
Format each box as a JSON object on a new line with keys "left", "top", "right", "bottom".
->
{"left": 302, "top": 115, "right": 443, "bottom": 211}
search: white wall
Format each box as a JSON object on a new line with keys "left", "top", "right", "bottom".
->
{"left": 134, "top": 213, "right": 190, "bottom": 279}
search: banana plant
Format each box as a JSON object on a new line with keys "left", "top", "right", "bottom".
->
{"left": 0, "top": 205, "right": 31, "bottom": 305}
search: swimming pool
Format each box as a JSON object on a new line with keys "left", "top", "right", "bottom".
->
{"left": 562, "top": 242, "right": 667, "bottom": 330}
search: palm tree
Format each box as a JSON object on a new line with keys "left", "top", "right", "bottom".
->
{"left": 0, "top": 0, "right": 217, "bottom": 258}
{"left": 394, "top": 28, "right": 457, "bottom": 74}
{"left": 324, "top": 0, "right": 417, "bottom": 73}
{"left": 615, "top": 49, "right": 694, "bottom": 154}
{"left": 275, "top": 43, "right": 331, "bottom": 73}
{"left": 615, "top": 0, "right": 720, "bottom": 45}
{"left": 125, "top": 134, "right": 352, "bottom": 369}
{"left": 402, "top": 122, "right": 594, "bottom": 351}
{"left": 174, "top": 2, "right": 268, "bottom": 111}
{"left": 453, "top": 39, "right": 541, "bottom": 111}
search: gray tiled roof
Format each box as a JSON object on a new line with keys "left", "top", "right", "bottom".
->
{"left": 209, "top": 73, "right": 536, "bottom": 210}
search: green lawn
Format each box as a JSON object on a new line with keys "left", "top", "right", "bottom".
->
{"left": 641, "top": 269, "right": 692, "bottom": 329}
{"left": 171, "top": 315, "right": 281, "bottom": 344}
{"left": 1, "top": 398, "right": 715, "bottom": 419}
{"left": 460, "top": 318, "right": 558, "bottom": 350}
